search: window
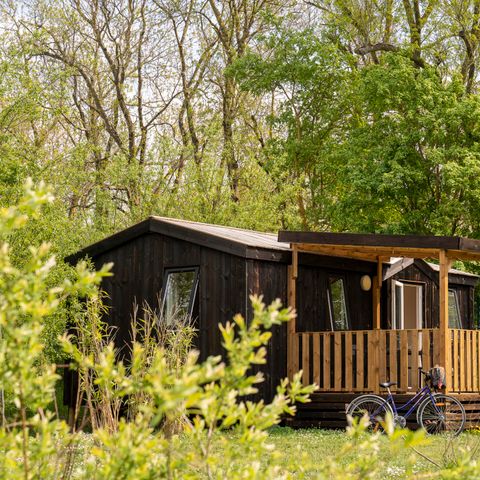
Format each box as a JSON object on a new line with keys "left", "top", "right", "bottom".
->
{"left": 162, "top": 268, "right": 199, "bottom": 322}
{"left": 327, "top": 276, "right": 349, "bottom": 331}
{"left": 448, "top": 289, "right": 462, "bottom": 329}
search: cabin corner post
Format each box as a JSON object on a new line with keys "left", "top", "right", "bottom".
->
{"left": 372, "top": 257, "right": 382, "bottom": 393}
{"left": 439, "top": 249, "right": 452, "bottom": 393}
{"left": 287, "top": 245, "right": 298, "bottom": 380}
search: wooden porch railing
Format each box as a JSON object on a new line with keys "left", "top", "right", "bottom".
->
{"left": 291, "top": 328, "right": 480, "bottom": 393}
{"left": 450, "top": 329, "right": 480, "bottom": 393}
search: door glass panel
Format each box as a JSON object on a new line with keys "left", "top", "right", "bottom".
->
{"left": 328, "top": 276, "right": 349, "bottom": 330}
{"left": 394, "top": 282, "right": 404, "bottom": 329}
{"left": 163, "top": 269, "right": 198, "bottom": 322}
{"left": 403, "top": 284, "right": 423, "bottom": 329}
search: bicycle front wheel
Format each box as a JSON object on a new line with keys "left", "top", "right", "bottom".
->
{"left": 346, "top": 395, "right": 393, "bottom": 432}
{"left": 417, "top": 394, "right": 466, "bottom": 436}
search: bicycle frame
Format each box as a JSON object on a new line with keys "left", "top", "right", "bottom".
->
{"left": 361, "top": 385, "right": 441, "bottom": 421}
{"left": 385, "top": 385, "right": 439, "bottom": 418}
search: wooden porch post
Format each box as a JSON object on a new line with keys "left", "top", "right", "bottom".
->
{"left": 439, "top": 249, "right": 452, "bottom": 393}
{"left": 373, "top": 257, "right": 382, "bottom": 330}
{"left": 372, "top": 257, "right": 382, "bottom": 393}
{"left": 287, "top": 245, "right": 298, "bottom": 379}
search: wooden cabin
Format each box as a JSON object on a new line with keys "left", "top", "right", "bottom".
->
{"left": 66, "top": 218, "right": 480, "bottom": 426}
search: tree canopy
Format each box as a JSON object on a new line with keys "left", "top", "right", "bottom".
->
{"left": 2, "top": 0, "right": 480, "bottom": 246}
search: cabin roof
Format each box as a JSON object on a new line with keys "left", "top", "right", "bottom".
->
{"left": 66, "top": 216, "right": 291, "bottom": 264}
{"left": 150, "top": 216, "right": 290, "bottom": 251}
{"left": 65, "top": 218, "right": 479, "bottom": 280}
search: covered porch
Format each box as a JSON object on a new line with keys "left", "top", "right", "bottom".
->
{"left": 278, "top": 231, "right": 480, "bottom": 395}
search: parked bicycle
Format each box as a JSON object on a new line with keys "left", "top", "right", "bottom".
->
{"left": 346, "top": 368, "right": 466, "bottom": 436}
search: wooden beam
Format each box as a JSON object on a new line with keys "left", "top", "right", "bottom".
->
{"left": 287, "top": 246, "right": 298, "bottom": 380}
{"left": 373, "top": 257, "right": 382, "bottom": 329}
{"left": 298, "top": 247, "right": 378, "bottom": 262}
{"left": 446, "top": 250, "right": 480, "bottom": 261}
{"left": 439, "top": 249, "right": 452, "bottom": 393}
{"left": 295, "top": 243, "right": 441, "bottom": 260}
{"left": 292, "top": 244, "right": 298, "bottom": 279}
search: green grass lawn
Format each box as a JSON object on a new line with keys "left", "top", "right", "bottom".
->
{"left": 264, "top": 427, "right": 480, "bottom": 478}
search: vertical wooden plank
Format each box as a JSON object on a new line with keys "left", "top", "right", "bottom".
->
{"left": 378, "top": 330, "right": 387, "bottom": 385}
{"left": 323, "top": 333, "right": 331, "bottom": 391}
{"left": 334, "top": 332, "right": 342, "bottom": 391}
{"left": 466, "top": 330, "right": 472, "bottom": 392}
{"left": 400, "top": 330, "right": 408, "bottom": 391}
{"left": 473, "top": 331, "right": 479, "bottom": 392}
{"left": 287, "top": 265, "right": 297, "bottom": 379}
{"left": 389, "top": 330, "right": 397, "bottom": 391}
{"left": 452, "top": 330, "right": 458, "bottom": 392}
{"left": 459, "top": 330, "right": 465, "bottom": 392}
{"left": 367, "top": 331, "right": 375, "bottom": 391}
{"left": 356, "top": 332, "right": 364, "bottom": 392}
{"left": 302, "top": 333, "right": 310, "bottom": 385}
{"left": 345, "top": 332, "right": 353, "bottom": 391}
{"left": 439, "top": 250, "right": 451, "bottom": 393}
{"left": 292, "top": 319, "right": 298, "bottom": 379}
{"left": 313, "top": 333, "right": 321, "bottom": 386}
{"left": 433, "top": 329, "right": 441, "bottom": 365}
{"left": 410, "top": 330, "right": 419, "bottom": 390}
{"left": 422, "top": 329, "right": 431, "bottom": 373}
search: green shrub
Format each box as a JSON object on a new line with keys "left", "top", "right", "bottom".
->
{"left": 1, "top": 181, "right": 480, "bottom": 479}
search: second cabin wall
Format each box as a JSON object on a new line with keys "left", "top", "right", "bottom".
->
{"left": 383, "top": 261, "right": 476, "bottom": 329}
{"left": 295, "top": 254, "right": 376, "bottom": 332}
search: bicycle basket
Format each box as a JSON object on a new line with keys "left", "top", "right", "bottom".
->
{"left": 429, "top": 365, "right": 446, "bottom": 390}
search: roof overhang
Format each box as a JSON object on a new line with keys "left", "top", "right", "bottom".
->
{"left": 278, "top": 231, "right": 480, "bottom": 262}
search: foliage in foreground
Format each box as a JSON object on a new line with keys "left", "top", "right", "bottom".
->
{"left": 2, "top": 182, "right": 480, "bottom": 479}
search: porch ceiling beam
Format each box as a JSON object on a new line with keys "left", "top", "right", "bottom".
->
{"left": 297, "top": 247, "right": 379, "bottom": 261}
{"left": 446, "top": 250, "right": 480, "bottom": 261}
{"left": 295, "top": 243, "right": 441, "bottom": 260}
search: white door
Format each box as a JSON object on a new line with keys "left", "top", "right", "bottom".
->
{"left": 392, "top": 281, "right": 423, "bottom": 330}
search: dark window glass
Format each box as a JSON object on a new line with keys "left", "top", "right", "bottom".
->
{"left": 162, "top": 269, "right": 198, "bottom": 322}
{"left": 448, "top": 289, "right": 462, "bottom": 329}
{"left": 328, "top": 276, "right": 349, "bottom": 331}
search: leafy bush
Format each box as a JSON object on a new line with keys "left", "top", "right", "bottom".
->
{"left": 2, "top": 181, "right": 480, "bottom": 479}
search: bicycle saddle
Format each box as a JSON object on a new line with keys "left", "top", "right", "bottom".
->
{"left": 379, "top": 381, "right": 397, "bottom": 388}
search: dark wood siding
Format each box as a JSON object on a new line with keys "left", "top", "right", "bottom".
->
{"left": 296, "top": 255, "right": 375, "bottom": 332}
{"left": 93, "top": 233, "right": 164, "bottom": 355}
{"left": 247, "top": 260, "right": 288, "bottom": 401}
{"left": 92, "top": 233, "right": 247, "bottom": 362}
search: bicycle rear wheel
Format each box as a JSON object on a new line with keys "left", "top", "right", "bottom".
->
{"left": 417, "top": 394, "right": 466, "bottom": 436}
{"left": 346, "top": 395, "right": 393, "bottom": 432}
